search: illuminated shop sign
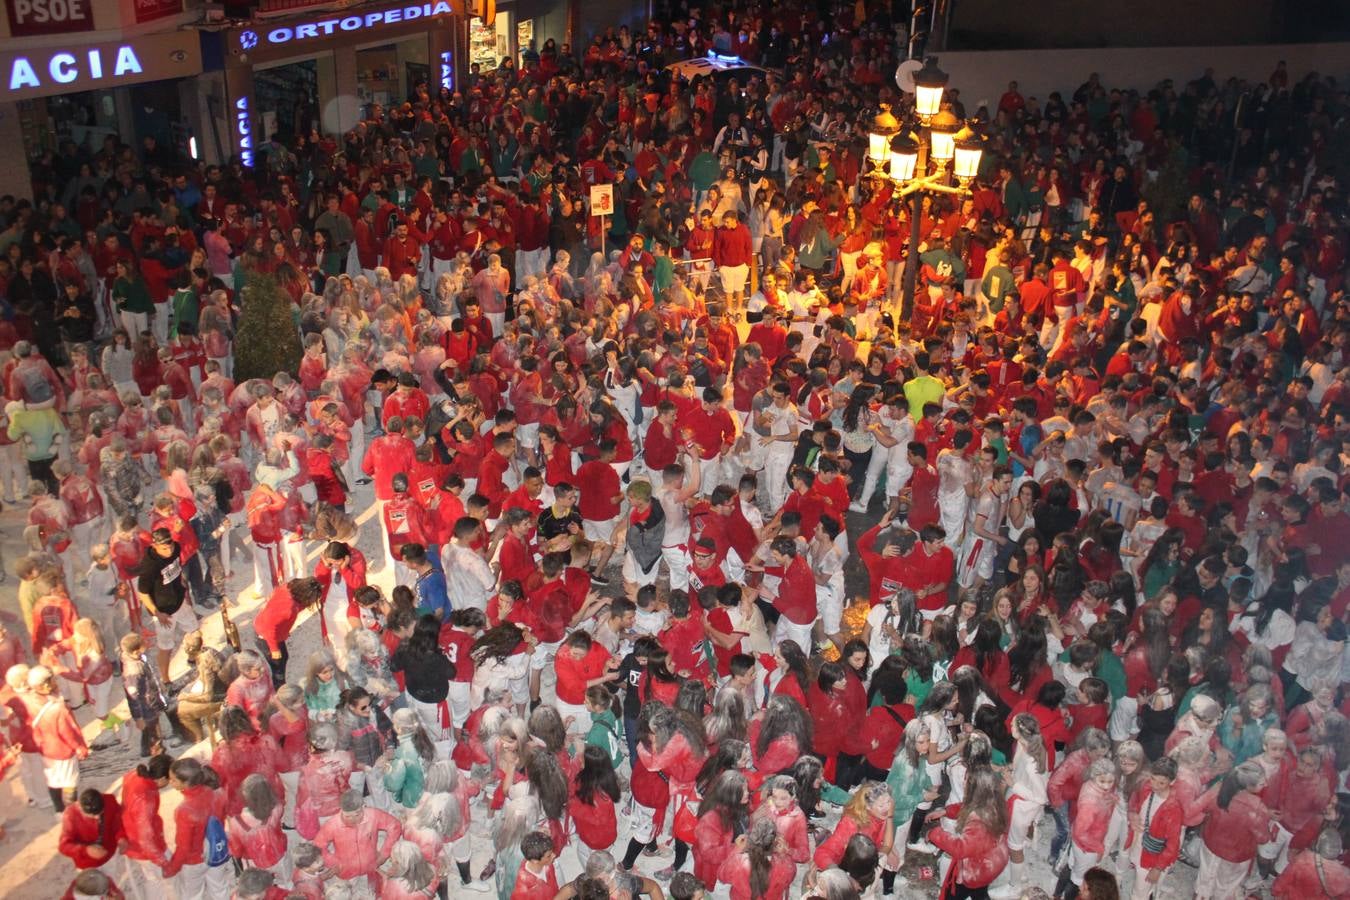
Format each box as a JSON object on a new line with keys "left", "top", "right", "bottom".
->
{"left": 8, "top": 46, "right": 143, "bottom": 91}
{"left": 440, "top": 49, "right": 453, "bottom": 91}
{"left": 238, "top": 1, "right": 454, "bottom": 50}
{"left": 1, "top": 32, "right": 201, "bottom": 100}
{"left": 235, "top": 96, "right": 254, "bottom": 167}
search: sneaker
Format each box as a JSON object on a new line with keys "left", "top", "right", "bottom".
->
{"left": 906, "top": 839, "right": 938, "bottom": 854}
{"left": 459, "top": 881, "right": 491, "bottom": 893}
{"left": 849, "top": 500, "right": 868, "bottom": 513}
{"left": 477, "top": 861, "right": 496, "bottom": 880}
{"left": 590, "top": 571, "right": 611, "bottom": 587}
{"left": 653, "top": 867, "right": 676, "bottom": 881}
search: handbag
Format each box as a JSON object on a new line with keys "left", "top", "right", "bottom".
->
{"left": 672, "top": 799, "right": 698, "bottom": 844}
{"left": 220, "top": 603, "right": 242, "bottom": 653}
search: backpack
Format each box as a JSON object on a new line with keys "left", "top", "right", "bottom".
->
{"left": 204, "top": 814, "right": 230, "bottom": 867}
{"left": 17, "top": 364, "right": 54, "bottom": 405}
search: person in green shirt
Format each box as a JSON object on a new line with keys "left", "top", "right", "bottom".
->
{"left": 112, "top": 259, "right": 153, "bottom": 338}
{"left": 583, "top": 686, "right": 624, "bottom": 770}
{"left": 903, "top": 360, "right": 946, "bottom": 423}
{"left": 169, "top": 272, "right": 199, "bottom": 339}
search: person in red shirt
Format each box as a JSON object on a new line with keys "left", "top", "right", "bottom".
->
{"left": 575, "top": 441, "right": 623, "bottom": 584}
{"left": 906, "top": 524, "right": 954, "bottom": 618}
{"left": 681, "top": 387, "right": 738, "bottom": 496}
{"left": 381, "top": 373, "right": 430, "bottom": 428}
{"left": 58, "top": 788, "right": 124, "bottom": 870}
{"left": 253, "top": 577, "right": 323, "bottom": 686}
{"left": 362, "top": 416, "right": 416, "bottom": 501}
{"left": 905, "top": 443, "right": 940, "bottom": 530}
{"left": 712, "top": 210, "right": 754, "bottom": 311}
{"left": 477, "top": 432, "right": 518, "bottom": 521}
{"left": 498, "top": 508, "right": 540, "bottom": 587}
{"left": 509, "top": 831, "right": 559, "bottom": 900}
{"left": 758, "top": 536, "right": 817, "bottom": 652}
{"left": 381, "top": 473, "right": 433, "bottom": 572}
{"left": 554, "top": 631, "right": 618, "bottom": 735}
{"left": 380, "top": 219, "right": 426, "bottom": 282}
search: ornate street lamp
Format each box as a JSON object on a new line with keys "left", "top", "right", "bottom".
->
{"left": 864, "top": 57, "right": 983, "bottom": 319}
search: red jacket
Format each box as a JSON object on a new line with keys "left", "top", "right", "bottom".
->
{"left": 296, "top": 751, "right": 356, "bottom": 838}
{"left": 569, "top": 781, "right": 618, "bottom": 850}
{"left": 227, "top": 802, "right": 287, "bottom": 869}
{"left": 814, "top": 813, "right": 886, "bottom": 869}
{"left": 1071, "top": 779, "right": 1117, "bottom": 854}
{"left": 863, "top": 703, "right": 915, "bottom": 772}
{"left": 382, "top": 494, "right": 432, "bottom": 558}
{"left": 1199, "top": 786, "right": 1275, "bottom": 863}
{"left": 717, "top": 848, "right": 797, "bottom": 900}
{"left": 768, "top": 555, "right": 817, "bottom": 625}
{"left": 120, "top": 770, "right": 168, "bottom": 862}
{"left": 693, "top": 809, "right": 738, "bottom": 886}
{"left": 1272, "top": 850, "right": 1350, "bottom": 899}
{"left": 1127, "top": 784, "right": 1184, "bottom": 871}
{"left": 314, "top": 549, "right": 368, "bottom": 602}
{"left": 211, "top": 733, "right": 284, "bottom": 817}
{"left": 712, "top": 224, "right": 753, "bottom": 268}
{"left": 164, "top": 785, "right": 225, "bottom": 876}
{"left": 509, "top": 862, "right": 559, "bottom": 900}
{"left": 554, "top": 643, "right": 610, "bottom": 705}
{"left": 254, "top": 583, "right": 305, "bottom": 653}
{"left": 928, "top": 813, "right": 1009, "bottom": 888}
{"left": 1047, "top": 749, "right": 1092, "bottom": 811}
{"left": 313, "top": 806, "right": 403, "bottom": 880}
{"left": 362, "top": 434, "right": 416, "bottom": 501}
{"left": 30, "top": 693, "right": 88, "bottom": 760}
{"left": 637, "top": 732, "right": 705, "bottom": 796}
{"left": 59, "top": 795, "right": 124, "bottom": 868}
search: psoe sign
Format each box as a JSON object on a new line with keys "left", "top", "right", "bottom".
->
{"left": 236, "top": 1, "right": 456, "bottom": 52}
{"left": 0, "top": 32, "right": 203, "bottom": 101}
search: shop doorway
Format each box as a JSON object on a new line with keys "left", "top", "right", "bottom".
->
{"left": 255, "top": 59, "right": 320, "bottom": 145}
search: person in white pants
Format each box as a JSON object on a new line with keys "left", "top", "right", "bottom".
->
{"left": 654, "top": 455, "right": 701, "bottom": 593}
{"left": 758, "top": 384, "right": 799, "bottom": 511}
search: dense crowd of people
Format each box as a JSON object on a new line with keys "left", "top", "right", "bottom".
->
{"left": 0, "top": 1, "right": 1348, "bottom": 899}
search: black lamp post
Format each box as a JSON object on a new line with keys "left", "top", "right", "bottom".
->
{"left": 866, "top": 58, "right": 984, "bottom": 320}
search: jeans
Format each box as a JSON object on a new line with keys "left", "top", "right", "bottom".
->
{"left": 258, "top": 635, "right": 289, "bottom": 685}
{"left": 1049, "top": 801, "right": 1071, "bottom": 862}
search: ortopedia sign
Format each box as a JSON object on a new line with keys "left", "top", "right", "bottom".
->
{"left": 234, "top": 1, "right": 457, "bottom": 53}
{"left": 2, "top": 31, "right": 202, "bottom": 101}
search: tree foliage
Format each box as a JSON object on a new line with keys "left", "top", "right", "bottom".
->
{"left": 232, "top": 272, "right": 301, "bottom": 383}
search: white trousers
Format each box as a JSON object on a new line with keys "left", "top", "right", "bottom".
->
{"left": 175, "top": 861, "right": 234, "bottom": 900}
{"left": 774, "top": 616, "right": 814, "bottom": 654}
{"left": 120, "top": 855, "right": 167, "bottom": 900}
{"left": 764, "top": 448, "right": 793, "bottom": 512}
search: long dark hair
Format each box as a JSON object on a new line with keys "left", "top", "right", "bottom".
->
{"left": 1138, "top": 607, "right": 1172, "bottom": 682}
{"left": 522, "top": 745, "right": 568, "bottom": 820}
{"left": 696, "top": 738, "right": 748, "bottom": 795}
{"left": 575, "top": 745, "right": 620, "bottom": 805}
{"left": 756, "top": 695, "right": 813, "bottom": 760}
{"left": 744, "top": 817, "right": 780, "bottom": 899}
{"left": 1007, "top": 623, "right": 1049, "bottom": 693}
{"left": 697, "top": 769, "right": 749, "bottom": 832}
{"left": 777, "top": 640, "right": 811, "bottom": 695}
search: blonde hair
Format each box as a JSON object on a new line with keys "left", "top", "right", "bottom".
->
{"left": 72, "top": 618, "right": 105, "bottom": 659}
{"left": 841, "top": 781, "right": 889, "bottom": 828}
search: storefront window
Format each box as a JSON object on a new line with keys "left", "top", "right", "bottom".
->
{"left": 517, "top": 18, "right": 534, "bottom": 58}
{"left": 469, "top": 13, "right": 512, "bottom": 71}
